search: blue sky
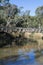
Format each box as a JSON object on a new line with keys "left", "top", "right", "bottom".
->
{"left": 10, "top": 0, "right": 43, "bottom": 16}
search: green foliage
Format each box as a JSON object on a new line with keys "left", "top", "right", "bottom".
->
{"left": 0, "top": 3, "right": 43, "bottom": 47}
{"left": 35, "top": 6, "right": 43, "bottom": 29}
{"left": 0, "top": 17, "right": 7, "bottom": 25}
{"left": 15, "top": 35, "right": 31, "bottom": 46}
{"left": 0, "top": 1, "right": 43, "bottom": 28}
{"left": 0, "top": 32, "right": 14, "bottom": 47}
{"left": 0, "top": 0, "right": 10, "bottom": 5}
{"left": 35, "top": 6, "right": 43, "bottom": 17}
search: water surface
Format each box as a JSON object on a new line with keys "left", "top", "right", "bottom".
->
{"left": 0, "top": 49, "right": 43, "bottom": 65}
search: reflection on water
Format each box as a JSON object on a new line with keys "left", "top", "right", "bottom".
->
{"left": 0, "top": 59, "right": 40, "bottom": 65}
{"left": 0, "top": 49, "right": 43, "bottom": 65}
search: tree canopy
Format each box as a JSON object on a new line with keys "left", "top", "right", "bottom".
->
{"left": 35, "top": 6, "right": 43, "bottom": 17}
{"left": 0, "top": 1, "right": 43, "bottom": 28}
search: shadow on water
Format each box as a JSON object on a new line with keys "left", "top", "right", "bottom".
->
{"left": 0, "top": 49, "right": 42, "bottom": 65}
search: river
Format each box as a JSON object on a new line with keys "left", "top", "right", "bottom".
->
{"left": 0, "top": 49, "right": 43, "bottom": 65}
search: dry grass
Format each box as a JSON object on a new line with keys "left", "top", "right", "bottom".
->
{"left": 33, "top": 33, "right": 43, "bottom": 39}
{"left": 12, "top": 32, "right": 20, "bottom": 37}
{"left": 23, "top": 32, "right": 43, "bottom": 39}
{"left": 24, "top": 32, "right": 31, "bottom": 38}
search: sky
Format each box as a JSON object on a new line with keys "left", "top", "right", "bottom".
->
{"left": 10, "top": 0, "right": 43, "bottom": 16}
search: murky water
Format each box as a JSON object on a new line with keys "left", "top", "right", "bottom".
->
{"left": 0, "top": 49, "right": 43, "bottom": 65}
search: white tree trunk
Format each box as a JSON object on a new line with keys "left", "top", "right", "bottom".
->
{"left": 38, "top": 23, "right": 41, "bottom": 33}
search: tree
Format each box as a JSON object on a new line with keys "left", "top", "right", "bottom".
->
{"left": 5, "top": 4, "right": 19, "bottom": 26}
{"left": 35, "top": 6, "right": 43, "bottom": 17}
{"left": 35, "top": 6, "right": 43, "bottom": 32}
{"left": 0, "top": 17, "right": 7, "bottom": 25}
{"left": 0, "top": 0, "right": 19, "bottom": 27}
{"left": 0, "top": 0, "right": 9, "bottom": 6}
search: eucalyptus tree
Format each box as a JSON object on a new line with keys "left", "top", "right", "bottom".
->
{"left": 21, "top": 10, "right": 31, "bottom": 28}
{"left": 35, "top": 6, "right": 43, "bottom": 17}
{"left": 35, "top": 6, "right": 43, "bottom": 32}
{"left": 0, "top": 0, "right": 19, "bottom": 27}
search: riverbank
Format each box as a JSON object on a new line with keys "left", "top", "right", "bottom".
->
{"left": 0, "top": 33, "right": 43, "bottom": 59}
{"left": 0, "top": 46, "right": 42, "bottom": 60}
{"left": 0, "top": 47, "right": 18, "bottom": 59}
